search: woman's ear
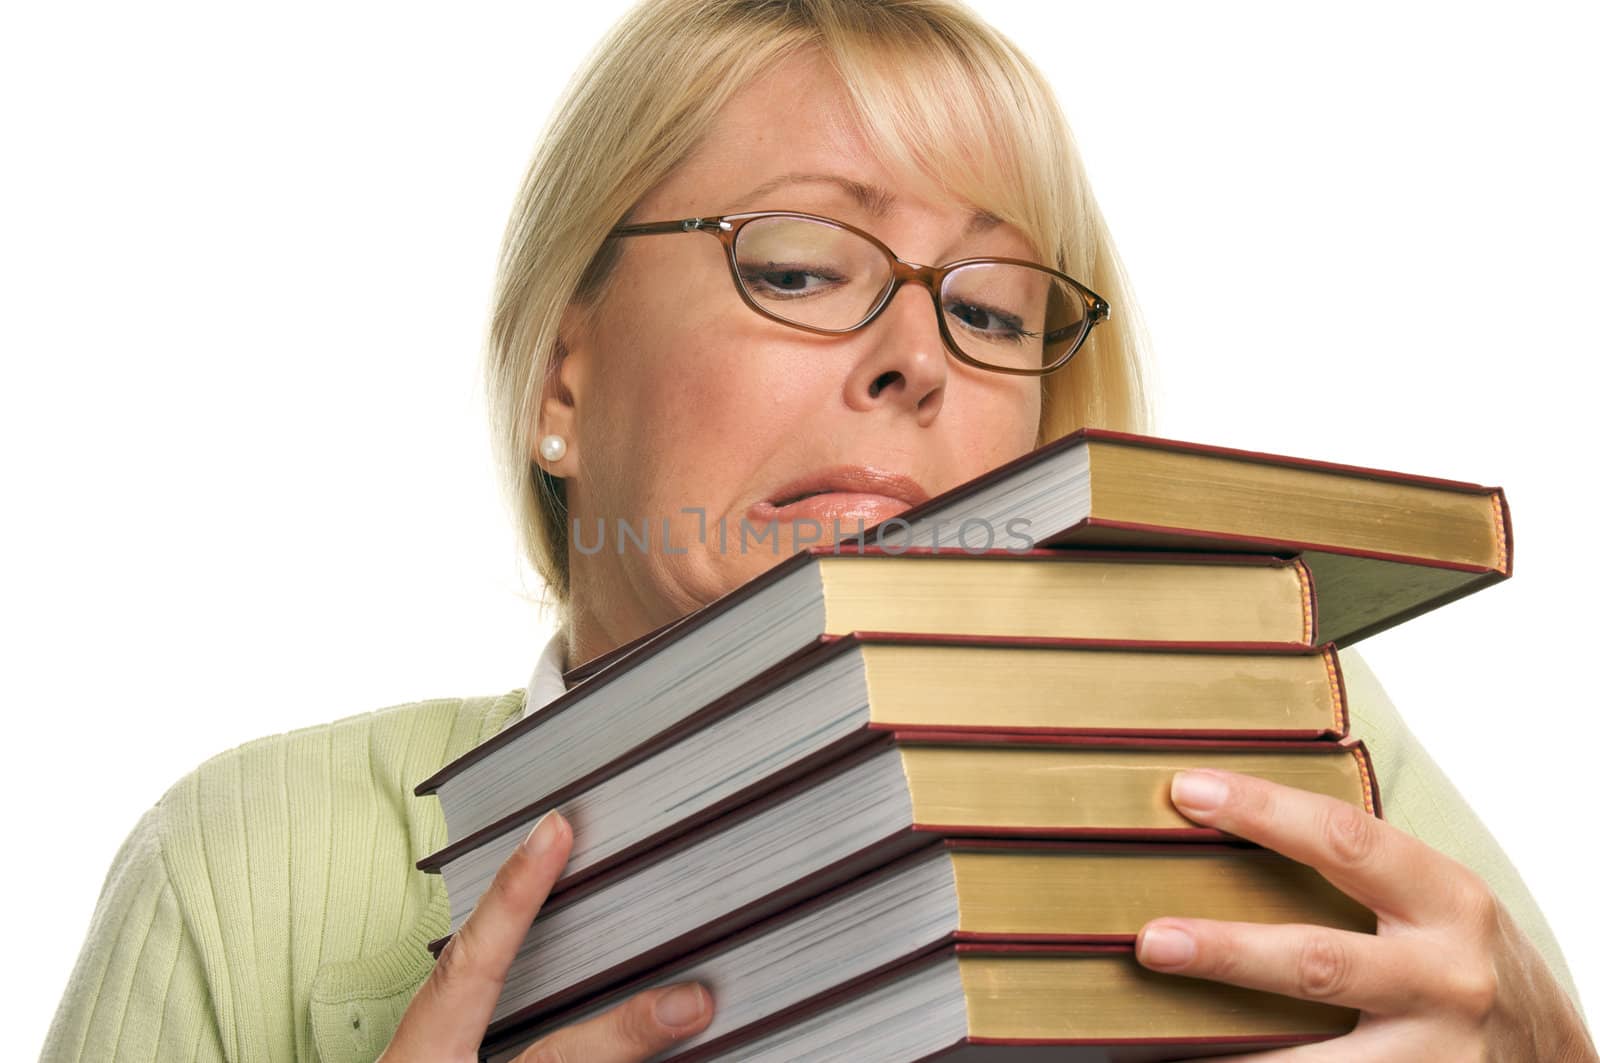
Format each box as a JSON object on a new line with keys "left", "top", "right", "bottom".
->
{"left": 533, "top": 304, "right": 592, "bottom": 476}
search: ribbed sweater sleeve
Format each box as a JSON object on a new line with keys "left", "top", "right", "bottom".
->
{"left": 38, "top": 690, "right": 525, "bottom": 1063}
{"left": 39, "top": 801, "right": 226, "bottom": 1061}
{"left": 1341, "top": 646, "right": 1585, "bottom": 1020}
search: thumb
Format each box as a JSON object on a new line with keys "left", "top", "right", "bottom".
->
{"left": 382, "top": 811, "right": 571, "bottom": 1061}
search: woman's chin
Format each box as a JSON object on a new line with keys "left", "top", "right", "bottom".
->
{"left": 651, "top": 502, "right": 916, "bottom": 610}
{"left": 691, "top": 529, "right": 836, "bottom": 597}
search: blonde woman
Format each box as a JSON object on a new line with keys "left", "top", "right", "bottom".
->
{"left": 42, "top": 1, "right": 1594, "bottom": 1061}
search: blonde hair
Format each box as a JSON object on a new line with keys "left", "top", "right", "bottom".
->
{"left": 485, "top": 0, "right": 1154, "bottom": 619}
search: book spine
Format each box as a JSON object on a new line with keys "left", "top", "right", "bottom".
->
{"left": 1324, "top": 645, "right": 1350, "bottom": 739}
{"left": 1294, "top": 556, "right": 1319, "bottom": 646}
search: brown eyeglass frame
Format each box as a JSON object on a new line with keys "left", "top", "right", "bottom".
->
{"left": 605, "top": 210, "right": 1110, "bottom": 376}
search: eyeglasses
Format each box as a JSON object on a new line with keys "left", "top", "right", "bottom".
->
{"left": 605, "top": 210, "right": 1109, "bottom": 376}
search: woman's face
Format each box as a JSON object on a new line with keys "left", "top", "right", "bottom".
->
{"left": 545, "top": 51, "right": 1043, "bottom": 645}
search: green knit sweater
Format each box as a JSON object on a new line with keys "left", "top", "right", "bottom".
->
{"left": 38, "top": 649, "right": 1586, "bottom": 1062}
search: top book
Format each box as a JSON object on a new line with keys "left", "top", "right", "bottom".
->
{"left": 566, "top": 426, "right": 1511, "bottom": 685}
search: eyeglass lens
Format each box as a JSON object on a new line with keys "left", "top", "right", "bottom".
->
{"left": 732, "top": 215, "right": 1089, "bottom": 371}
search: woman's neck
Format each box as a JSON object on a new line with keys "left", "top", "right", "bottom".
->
{"left": 565, "top": 605, "right": 666, "bottom": 674}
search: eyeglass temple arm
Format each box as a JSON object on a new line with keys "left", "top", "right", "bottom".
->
{"left": 1041, "top": 299, "right": 1111, "bottom": 344}
{"left": 609, "top": 218, "right": 730, "bottom": 237}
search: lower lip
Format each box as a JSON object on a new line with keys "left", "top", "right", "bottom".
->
{"left": 747, "top": 492, "right": 916, "bottom": 527}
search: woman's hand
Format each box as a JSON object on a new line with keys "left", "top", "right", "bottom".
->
{"left": 1133, "top": 769, "right": 1596, "bottom": 1061}
{"left": 378, "top": 810, "right": 715, "bottom": 1063}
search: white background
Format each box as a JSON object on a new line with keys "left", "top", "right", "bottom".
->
{"left": 5, "top": 2, "right": 1596, "bottom": 1056}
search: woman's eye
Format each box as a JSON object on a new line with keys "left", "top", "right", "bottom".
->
{"left": 738, "top": 262, "right": 844, "bottom": 298}
{"left": 945, "top": 300, "right": 1030, "bottom": 342}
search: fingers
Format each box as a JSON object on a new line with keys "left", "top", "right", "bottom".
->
{"left": 386, "top": 810, "right": 572, "bottom": 1060}
{"left": 1135, "top": 917, "right": 1435, "bottom": 1016}
{"left": 1172, "top": 1046, "right": 1349, "bottom": 1063}
{"left": 1170, "top": 1023, "right": 1446, "bottom": 1063}
{"left": 1170, "top": 1041, "right": 1364, "bottom": 1063}
{"left": 512, "top": 981, "right": 713, "bottom": 1063}
{"left": 1166, "top": 768, "right": 1465, "bottom": 927}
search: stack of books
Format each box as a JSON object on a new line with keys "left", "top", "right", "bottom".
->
{"left": 412, "top": 427, "right": 1512, "bottom": 1061}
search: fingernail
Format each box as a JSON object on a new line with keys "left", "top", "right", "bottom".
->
{"left": 655, "top": 983, "right": 706, "bottom": 1027}
{"left": 1171, "top": 770, "right": 1228, "bottom": 813}
{"left": 1139, "top": 923, "right": 1196, "bottom": 968}
{"left": 522, "top": 811, "right": 563, "bottom": 856}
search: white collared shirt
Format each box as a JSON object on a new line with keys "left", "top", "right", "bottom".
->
{"left": 519, "top": 626, "right": 571, "bottom": 724}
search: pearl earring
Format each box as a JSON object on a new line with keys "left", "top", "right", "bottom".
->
{"left": 538, "top": 434, "right": 568, "bottom": 463}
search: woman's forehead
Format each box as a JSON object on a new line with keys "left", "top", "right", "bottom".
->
{"left": 656, "top": 65, "right": 881, "bottom": 198}
{"left": 652, "top": 127, "right": 1007, "bottom": 236}
{"left": 636, "top": 48, "right": 1038, "bottom": 252}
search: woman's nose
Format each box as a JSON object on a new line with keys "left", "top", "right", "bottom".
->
{"left": 840, "top": 279, "right": 948, "bottom": 422}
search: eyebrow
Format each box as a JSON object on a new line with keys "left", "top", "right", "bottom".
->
{"left": 722, "top": 172, "right": 1003, "bottom": 236}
